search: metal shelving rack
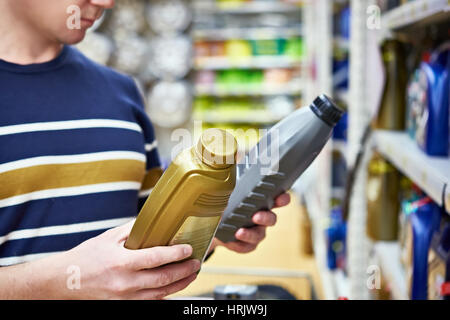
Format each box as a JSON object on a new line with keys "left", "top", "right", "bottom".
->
{"left": 192, "top": 27, "right": 303, "bottom": 41}
{"left": 374, "top": 130, "right": 450, "bottom": 211}
{"left": 303, "top": 0, "right": 450, "bottom": 301}
{"left": 381, "top": 0, "right": 450, "bottom": 31}
{"left": 345, "top": 0, "right": 450, "bottom": 300}
{"left": 194, "top": 56, "right": 304, "bottom": 71}
{"left": 194, "top": 79, "right": 304, "bottom": 97}
{"left": 300, "top": 0, "right": 350, "bottom": 300}
{"left": 190, "top": 0, "right": 305, "bottom": 127}
{"left": 192, "top": 0, "right": 303, "bottom": 14}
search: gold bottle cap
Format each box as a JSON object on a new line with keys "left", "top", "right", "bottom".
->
{"left": 196, "top": 128, "right": 238, "bottom": 169}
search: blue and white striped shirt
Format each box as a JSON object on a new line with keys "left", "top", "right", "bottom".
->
{"left": 0, "top": 46, "right": 162, "bottom": 266}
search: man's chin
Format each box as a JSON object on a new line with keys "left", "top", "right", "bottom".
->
{"left": 62, "top": 30, "right": 88, "bottom": 45}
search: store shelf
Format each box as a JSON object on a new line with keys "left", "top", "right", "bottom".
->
{"left": 192, "top": 111, "right": 286, "bottom": 124}
{"left": 194, "top": 80, "right": 304, "bottom": 97}
{"left": 381, "top": 0, "right": 450, "bottom": 31}
{"left": 193, "top": 1, "right": 303, "bottom": 14}
{"left": 192, "top": 27, "right": 303, "bottom": 41}
{"left": 373, "top": 242, "right": 408, "bottom": 300}
{"left": 194, "top": 56, "right": 304, "bottom": 70}
{"left": 373, "top": 130, "right": 450, "bottom": 211}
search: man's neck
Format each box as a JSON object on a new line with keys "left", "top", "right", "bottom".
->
{"left": 0, "top": 4, "right": 63, "bottom": 65}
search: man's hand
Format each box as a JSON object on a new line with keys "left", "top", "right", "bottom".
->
{"left": 211, "top": 192, "right": 291, "bottom": 254}
{"left": 0, "top": 220, "right": 200, "bottom": 300}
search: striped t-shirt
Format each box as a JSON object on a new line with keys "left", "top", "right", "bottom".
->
{"left": 0, "top": 46, "right": 163, "bottom": 266}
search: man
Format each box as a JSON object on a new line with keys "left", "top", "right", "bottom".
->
{"left": 0, "top": 0, "right": 290, "bottom": 299}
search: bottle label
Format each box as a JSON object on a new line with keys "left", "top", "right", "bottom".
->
{"left": 169, "top": 215, "right": 221, "bottom": 262}
{"left": 428, "top": 249, "right": 446, "bottom": 300}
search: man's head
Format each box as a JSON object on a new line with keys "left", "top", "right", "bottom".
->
{"left": 6, "top": 0, "right": 115, "bottom": 45}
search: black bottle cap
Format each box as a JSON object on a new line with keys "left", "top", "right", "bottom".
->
{"left": 310, "top": 94, "right": 345, "bottom": 127}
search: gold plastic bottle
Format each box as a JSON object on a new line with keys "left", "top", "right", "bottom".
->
{"left": 125, "top": 129, "right": 238, "bottom": 263}
{"left": 366, "top": 152, "right": 401, "bottom": 241}
{"left": 373, "top": 39, "right": 407, "bottom": 130}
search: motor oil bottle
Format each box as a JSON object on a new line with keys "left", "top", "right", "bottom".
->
{"left": 373, "top": 39, "right": 407, "bottom": 130}
{"left": 366, "top": 152, "right": 400, "bottom": 241}
{"left": 125, "top": 128, "right": 238, "bottom": 263}
{"left": 428, "top": 218, "right": 450, "bottom": 300}
{"left": 215, "top": 94, "right": 344, "bottom": 243}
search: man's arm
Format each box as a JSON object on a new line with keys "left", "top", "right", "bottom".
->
{"left": 0, "top": 221, "right": 200, "bottom": 299}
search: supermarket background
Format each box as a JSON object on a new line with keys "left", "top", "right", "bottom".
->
{"left": 77, "top": 0, "right": 450, "bottom": 300}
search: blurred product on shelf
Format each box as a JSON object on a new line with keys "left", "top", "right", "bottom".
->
{"left": 190, "top": 0, "right": 304, "bottom": 141}
{"left": 428, "top": 217, "right": 450, "bottom": 300}
{"left": 146, "top": 0, "right": 193, "bottom": 129}
{"left": 251, "top": 38, "right": 286, "bottom": 56}
{"left": 112, "top": 34, "right": 149, "bottom": 75}
{"left": 330, "top": 2, "right": 349, "bottom": 218}
{"left": 194, "top": 67, "right": 302, "bottom": 96}
{"left": 149, "top": 36, "right": 193, "bottom": 80}
{"left": 217, "top": 69, "right": 263, "bottom": 91}
{"left": 332, "top": 112, "right": 348, "bottom": 141}
{"left": 264, "top": 68, "right": 292, "bottom": 84}
{"left": 226, "top": 40, "right": 252, "bottom": 61}
{"left": 408, "top": 198, "right": 442, "bottom": 300}
{"left": 195, "top": 0, "right": 303, "bottom": 13}
{"left": 147, "top": 0, "right": 192, "bottom": 34}
{"left": 108, "top": 0, "right": 147, "bottom": 34}
{"left": 331, "top": 150, "right": 347, "bottom": 194}
{"left": 337, "top": 5, "right": 350, "bottom": 40}
{"left": 398, "top": 182, "right": 448, "bottom": 300}
{"left": 332, "top": 4, "right": 350, "bottom": 94}
{"left": 406, "top": 42, "right": 450, "bottom": 157}
{"left": 194, "top": 38, "right": 304, "bottom": 64}
{"left": 398, "top": 180, "right": 421, "bottom": 270}
{"left": 366, "top": 152, "right": 401, "bottom": 241}
{"left": 146, "top": 81, "right": 192, "bottom": 128}
{"left": 266, "top": 95, "right": 296, "bottom": 115}
{"left": 326, "top": 208, "right": 347, "bottom": 271}
{"left": 75, "top": 32, "right": 113, "bottom": 66}
{"left": 300, "top": 205, "right": 314, "bottom": 256}
{"left": 373, "top": 39, "right": 408, "bottom": 131}
{"left": 193, "top": 95, "right": 297, "bottom": 125}
{"left": 332, "top": 58, "right": 349, "bottom": 92}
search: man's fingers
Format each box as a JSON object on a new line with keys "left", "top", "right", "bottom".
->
{"left": 113, "top": 219, "right": 136, "bottom": 241}
{"left": 224, "top": 241, "right": 257, "bottom": 254}
{"left": 273, "top": 192, "right": 291, "bottom": 208}
{"left": 132, "top": 259, "right": 200, "bottom": 290}
{"left": 252, "top": 210, "right": 277, "bottom": 226}
{"left": 128, "top": 244, "right": 193, "bottom": 270}
{"left": 131, "top": 273, "right": 198, "bottom": 300}
{"left": 235, "top": 226, "right": 266, "bottom": 245}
